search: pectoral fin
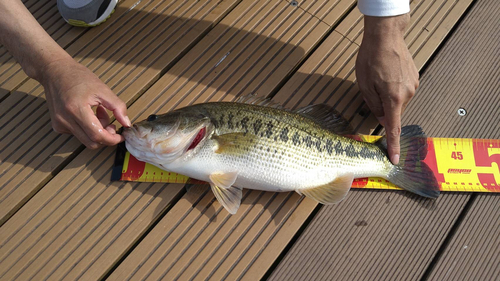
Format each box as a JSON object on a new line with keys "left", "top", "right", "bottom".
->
{"left": 209, "top": 172, "right": 242, "bottom": 214}
{"left": 298, "top": 173, "right": 354, "bottom": 204}
{"left": 213, "top": 133, "right": 258, "bottom": 155}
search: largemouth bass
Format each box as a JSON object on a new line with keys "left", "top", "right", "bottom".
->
{"left": 123, "top": 96, "right": 439, "bottom": 214}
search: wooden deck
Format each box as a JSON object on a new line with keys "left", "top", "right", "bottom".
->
{"left": 1, "top": 0, "right": 498, "bottom": 280}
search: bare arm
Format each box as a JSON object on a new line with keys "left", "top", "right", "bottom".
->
{"left": 0, "top": 0, "right": 131, "bottom": 149}
{"left": 0, "top": 0, "right": 70, "bottom": 79}
{"left": 356, "top": 14, "right": 419, "bottom": 165}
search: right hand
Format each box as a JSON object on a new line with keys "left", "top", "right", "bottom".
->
{"left": 41, "top": 59, "right": 131, "bottom": 149}
{"left": 356, "top": 14, "right": 419, "bottom": 165}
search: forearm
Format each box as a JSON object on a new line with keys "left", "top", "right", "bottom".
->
{"left": 0, "top": 0, "right": 73, "bottom": 82}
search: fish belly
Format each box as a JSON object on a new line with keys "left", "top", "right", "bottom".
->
{"left": 168, "top": 146, "right": 343, "bottom": 193}
{"left": 163, "top": 135, "right": 390, "bottom": 193}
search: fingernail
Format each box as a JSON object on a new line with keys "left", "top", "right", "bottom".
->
{"left": 124, "top": 116, "right": 132, "bottom": 128}
{"left": 105, "top": 126, "right": 116, "bottom": 134}
{"left": 392, "top": 154, "right": 400, "bottom": 165}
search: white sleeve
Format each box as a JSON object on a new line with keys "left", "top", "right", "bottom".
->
{"left": 358, "top": 0, "right": 410, "bottom": 17}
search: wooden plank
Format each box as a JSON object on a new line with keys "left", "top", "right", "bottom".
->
{"left": 0, "top": 0, "right": 354, "bottom": 279}
{"left": 270, "top": 193, "right": 469, "bottom": 281}
{"left": 294, "top": 0, "right": 353, "bottom": 26}
{"left": 267, "top": 0, "right": 478, "bottom": 280}
{"left": 0, "top": 0, "right": 242, "bottom": 224}
{"left": 418, "top": 0, "right": 500, "bottom": 279}
{"left": 404, "top": 1, "right": 500, "bottom": 139}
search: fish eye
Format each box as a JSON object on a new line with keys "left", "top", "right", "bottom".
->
{"left": 147, "top": 114, "right": 157, "bottom": 121}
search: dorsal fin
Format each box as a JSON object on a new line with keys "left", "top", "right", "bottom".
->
{"left": 295, "top": 104, "right": 353, "bottom": 135}
{"left": 235, "top": 94, "right": 284, "bottom": 109}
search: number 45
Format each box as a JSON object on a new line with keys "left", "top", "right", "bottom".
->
{"left": 451, "top": 151, "right": 463, "bottom": 160}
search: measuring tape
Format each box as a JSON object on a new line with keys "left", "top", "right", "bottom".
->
{"left": 113, "top": 136, "right": 500, "bottom": 192}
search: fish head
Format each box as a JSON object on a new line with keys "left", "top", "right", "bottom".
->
{"left": 123, "top": 109, "right": 213, "bottom": 165}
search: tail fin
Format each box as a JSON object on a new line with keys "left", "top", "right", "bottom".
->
{"left": 377, "top": 125, "right": 440, "bottom": 198}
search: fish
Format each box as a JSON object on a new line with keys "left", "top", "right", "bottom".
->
{"left": 123, "top": 96, "right": 440, "bottom": 214}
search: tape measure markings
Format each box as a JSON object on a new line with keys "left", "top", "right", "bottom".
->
{"left": 119, "top": 136, "right": 500, "bottom": 192}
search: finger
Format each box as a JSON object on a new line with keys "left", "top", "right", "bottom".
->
{"left": 105, "top": 124, "right": 117, "bottom": 134}
{"left": 413, "top": 63, "right": 420, "bottom": 89}
{"left": 63, "top": 118, "right": 102, "bottom": 149}
{"left": 360, "top": 87, "right": 385, "bottom": 125}
{"left": 411, "top": 66, "right": 420, "bottom": 91}
{"left": 97, "top": 105, "right": 124, "bottom": 140}
{"left": 401, "top": 83, "right": 417, "bottom": 115}
{"left": 98, "top": 91, "right": 131, "bottom": 128}
{"left": 52, "top": 125, "right": 72, "bottom": 135}
{"left": 377, "top": 116, "right": 386, "bottom": 128}
{"left": 382, "top": 100, "right": 403, "bottom": 165}
{"left": 104, "top": 124, "right": 124, "bottom": 142}
{"left": 50, "top": 116, "right": 72, "bottom": 134}
{"left": 96, "top": 105, "right": 110, "bottom": 128}
{"left": 75, "top": 105, "right": 125, "bottom": 146}
{"left": 401, "top": 99, "right": 410, "bottom": 115}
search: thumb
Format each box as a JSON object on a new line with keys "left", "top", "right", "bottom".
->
{"left": 99, "top": 91, "right": 131, "bottom": 128}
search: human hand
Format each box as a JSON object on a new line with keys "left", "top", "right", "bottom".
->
{"left": 41, "top": 59, "right": 131, "bottom": 149}
{"left": 356, "top": 14, "right": 419, "bottom": 165}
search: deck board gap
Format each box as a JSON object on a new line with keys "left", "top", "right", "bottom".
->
{"left": 267, "top": 4, "right": 356, "bottom": 100}
{"left": 420, "top": 194, "right": 477, "bottom": 280}
{"left": 418, "top": 0, "right": 478, "bottom": 75}
{"left": 261, "top": 202, "right": 322, "bottom": 280}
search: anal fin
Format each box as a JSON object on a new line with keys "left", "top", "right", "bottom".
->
{"left": 299, "top": 173, "right": 354, "bottom": 205}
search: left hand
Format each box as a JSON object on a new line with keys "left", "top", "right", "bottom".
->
{"left": 41, "top": 59, "right": 130, "bottom": 149}
{"left": 356, "top": 14, "right": 419, "bottom": 165}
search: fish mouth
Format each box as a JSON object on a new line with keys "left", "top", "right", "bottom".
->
{"left": 124, "top": 121, "right": 210, "bottom": 165}
{"left": 186, "top": 127, "right": 206, "bottom": 151}
{"left": 122, "top": 125, "right": 148, "bottom": 140}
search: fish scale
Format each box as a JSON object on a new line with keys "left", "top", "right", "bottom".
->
{"left": 204, "top": 103, "right": 384, "bottom": 160}
{"left": 122, "top": 99, "right": 439, "bottom": 214}
{"left": 201, "top": 103, "right": 388, "bottom": 178}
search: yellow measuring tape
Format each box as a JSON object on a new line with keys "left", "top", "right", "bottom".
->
{"left": 113, "top": 136, "right": 500, "bottom": 192}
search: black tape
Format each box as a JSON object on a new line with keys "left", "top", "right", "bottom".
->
{"left": 111, "top": 142, "right": 127, "bottom": 181}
